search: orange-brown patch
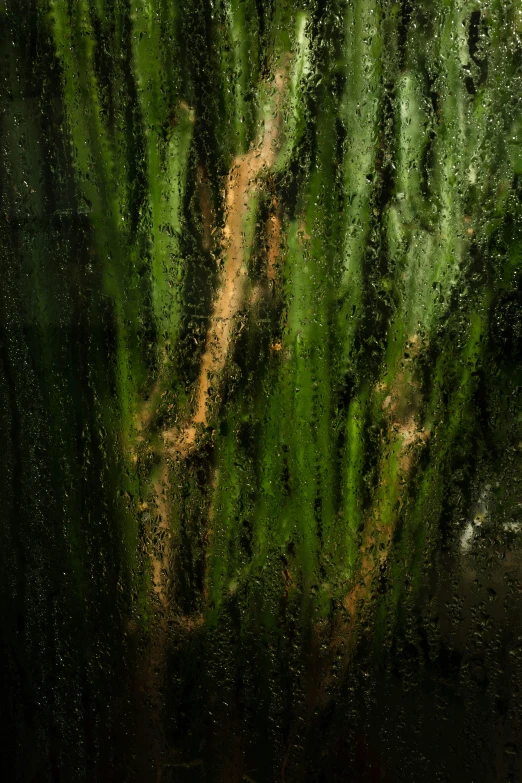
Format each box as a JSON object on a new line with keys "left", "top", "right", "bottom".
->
{"left": 170, "top": 66, "right": 288, "bottom": 452}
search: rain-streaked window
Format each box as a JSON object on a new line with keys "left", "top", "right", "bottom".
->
{"left": 1, "top": 1, "right": 522, "bottom": 780}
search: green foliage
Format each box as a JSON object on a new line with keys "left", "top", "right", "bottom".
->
{"left": 1, "top": 0, "right": 522, "bottom": 777}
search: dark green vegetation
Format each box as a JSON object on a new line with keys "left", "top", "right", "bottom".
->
{"left": 1, "top": 0, "right": 522, "bottom": 780}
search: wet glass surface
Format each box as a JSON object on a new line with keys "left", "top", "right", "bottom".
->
{"left": 1, "top": 1, "right": 522, "bottom": 780}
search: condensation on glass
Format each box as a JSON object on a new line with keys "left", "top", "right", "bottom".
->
{"left": 1, "top": 1, "right": 521, "bottom": 781}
